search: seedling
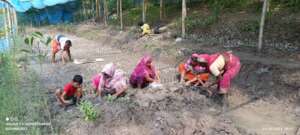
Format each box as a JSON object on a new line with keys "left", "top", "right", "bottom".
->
{"left": 79, "top": 100, "right": 99, "bottom": 121}
{"left": 105, "top": 94, "right": 117, "bottom": 103}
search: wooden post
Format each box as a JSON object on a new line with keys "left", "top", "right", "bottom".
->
{"left": 103, "top": 0, "right": 108, "bottom": 26}
{"left": 258, "top": 0, "right": 268, "bottom": 52}
{"left": 182, "top": 0, "right": 187, "bottom": 38}
{"left": 120, "top": 0, "right": 123, "bottom": 30}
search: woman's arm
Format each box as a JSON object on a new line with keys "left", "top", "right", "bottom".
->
{"left": 185, "top": 77, "right": 197, "bottom": 86}
{"left": 113, "top": 85, "right": 128, "bottom": 97}
{"left": 96, "top": 80, "right": 103, "bottom": 97}
{"left": 145, "top": 74, "right": 155, "bottom": 83}
{"left": 155, "top": 70, "right": 160, "bottom": 82}
{"left": 180, "top": 71, "right": 186, "bottom": 83}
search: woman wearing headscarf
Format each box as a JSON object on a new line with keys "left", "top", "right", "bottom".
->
{"left": 199, "top": 51, "right": 241, "bottom": 95}
{"left": 91, "top": 63, "right": 128, "bottom": 97}
{"left": 130, "top": 55, "right": 160, "bottom": 88}
{"left": 178, "top": 53, "right": 210, "bottom": 86}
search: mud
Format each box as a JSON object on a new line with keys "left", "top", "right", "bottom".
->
{"left": 25, "top": 25, "right": 300, "bottom": 135}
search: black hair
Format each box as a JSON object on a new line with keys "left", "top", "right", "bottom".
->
{"left": 73, "top": 75, "right": 83, "bottom": 84}
{"left": 138, "top": 21, "right": 144, "bottom": 27}
{"left": 65, "top": 40, "right": 72, "bottom": 47}
{"left": 191, "top": 56, "right": 197, "bottom": 62}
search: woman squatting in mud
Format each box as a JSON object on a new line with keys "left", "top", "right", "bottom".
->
{"left": 178, "top": 51, "right": 241, "bottom": 106}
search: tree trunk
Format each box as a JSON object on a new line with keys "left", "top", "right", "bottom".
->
{"left": 160, "top": 0, "right": 164, "bottom": 21}
{"left": 142, "top": 0, "right": 148, "bottom": 22}
{"left": 95, "top": 0, "right": 100, "bottom": 21}
{"left": 104, "top": 0, "right": 108, "bottom": 26}
{"left": 120, "top": 0, "right": 123, "bottom": 30}
{"left": 182, "top": 0, "right": 187, "bottom": 38}
{"left": 117, "top": 0, "right": 120, "bottom": 18}
{"left": 4, "top": 4, "right": 9, "bottom": 46}
{"left": 258, "top": 0, "right": 268, "bottom": 52}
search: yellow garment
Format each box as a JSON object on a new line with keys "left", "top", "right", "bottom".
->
{"left": 141, "top": 24, "right": 151, "bottom": 35}
{"left": 209, "top": 55, "right": 225, "bottom": 76}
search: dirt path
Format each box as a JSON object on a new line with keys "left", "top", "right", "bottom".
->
{"left": 27, "top": 27, "right": 300, "bottom": 135}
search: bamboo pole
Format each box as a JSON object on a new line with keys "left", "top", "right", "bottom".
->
{"left": 258, "top": 0, "right": 268, "bottom": 52}
{"left": 182, "top": 0, "right": 187, "bottom": 38}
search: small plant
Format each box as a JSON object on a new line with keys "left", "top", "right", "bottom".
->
{"left": 79, "top": 100, "right": 99, "bottom": 121}
{"left": 105, "top": 94, "right": 117, "bottom": 103}
{"left": 22, "top": 31, "right": 51, "bottom": 71}
{"left": 116, "top": 95, "right": 130, "bottom": 103}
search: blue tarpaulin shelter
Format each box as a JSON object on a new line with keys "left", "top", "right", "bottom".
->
{"left": 7, "top": 0, "right": 77, "bottom": 24}
{"left": 7, "top": 0, "right": 75, "bottom": 12}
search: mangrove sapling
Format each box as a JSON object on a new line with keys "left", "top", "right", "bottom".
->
{"left": 23, "top": 31, "right": 51, "bottom": 72}
{"left": 105, "top": 94, "right": 117, "bottom": 103}
{"left": 79, "top": 100, "right": 99, "bottom": 121}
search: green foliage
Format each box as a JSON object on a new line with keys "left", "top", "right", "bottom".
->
{"left": 205, "top": 0, "right": 254, "bottom": 10}
{"left": 271, "top": 0, "right": 300, "bottom": 11}
{"left": 239, "top": 20, "right": 260, "bottom": 33}
{"left": 0, "top": 41, "right": 49, "bottom": 134}
{"left": 186, "top": 12, "right": 219, "bottom": 31}
{"left": 105, "top": 94, "right": 117, "bottom": 103}
{"left": 23, "top": 31, "right": 51, "bottom": 65}
{"left": 79, "top": 100, "right": 99, "bottom": 121}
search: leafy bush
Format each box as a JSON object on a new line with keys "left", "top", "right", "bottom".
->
{"left": 79, "top": 100, "right": 99, "bottom": 121}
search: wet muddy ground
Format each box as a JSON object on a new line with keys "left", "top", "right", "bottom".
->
{"left": 26, "top": 25, "right": 300, "bottom": 135}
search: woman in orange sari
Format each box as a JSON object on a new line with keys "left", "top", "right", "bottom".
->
{"left": 178, "top": 53, "right": 210, "bottom": 86}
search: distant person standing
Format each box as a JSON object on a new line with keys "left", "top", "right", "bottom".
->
{"left": 51, "top": 34, "right": 72, "bottom": 64}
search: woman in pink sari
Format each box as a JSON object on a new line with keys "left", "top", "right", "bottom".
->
{"left": 198, "top": 51, "right": 241, "bottom": 95}
{"left": 130, "top": 55, "right": 160, "bottom": 88}
{"left": 91, "top": 63, "right": 128, "bottom": 97}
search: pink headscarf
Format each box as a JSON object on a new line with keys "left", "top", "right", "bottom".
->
{"left": 133, "top": 55, "right": 156, "bottom": 78}
{"left": 185, "top": 53, "right": 210, "bottom": 73}
{"left": 101, "top": 63, "right": 116, "bottom": 77}
{"left": 197, "top": 54, "right": 210, "bottom": 63}
{"left": 98, "top": 63, "right": 116, "bottom": 89}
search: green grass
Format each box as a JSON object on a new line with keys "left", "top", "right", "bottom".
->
{"left": 0, "top": 35, "right": 53, "bottom": 135}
